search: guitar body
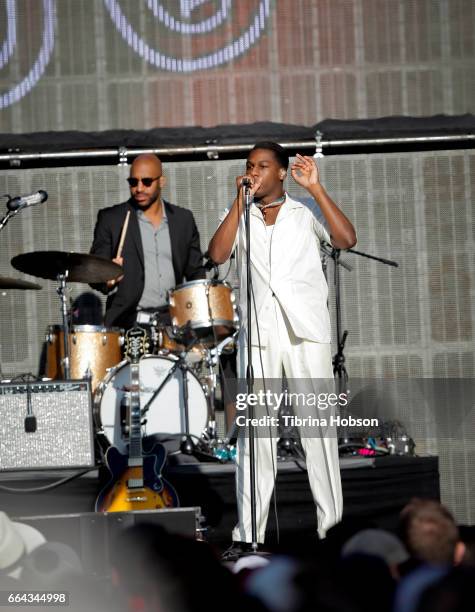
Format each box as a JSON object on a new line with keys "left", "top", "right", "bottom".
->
{"left": 96, "top": 444, "right": 179, "bottom": 512}
{"left": 95, "top": 326, "right": 179, "bottom": 514}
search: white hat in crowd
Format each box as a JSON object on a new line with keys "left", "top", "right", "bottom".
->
{"left": 0, "top": 511, "right": 46, "bottom": 578}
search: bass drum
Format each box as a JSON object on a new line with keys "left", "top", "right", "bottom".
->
{"left": 94, "top": 354, "right": 208, "bottom": 453}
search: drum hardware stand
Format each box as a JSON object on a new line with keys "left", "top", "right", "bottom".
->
{"left": 141, "top": 331, "right": 201, "bottom": 456}
{"left": 200, "top": 349, "right": 218, "bottom": 440}
{"left": 178, "top": 347, "right": 194, "bottom": 455}
{"left": 320, "top": 243, "right": 399, "bottom": 447}
{"left": 200, "top": 334, "right": 236, "bottom": 441}
{"left": 198, "top": 334, "right": 240, "bottom": 459}
{"left": 0, "top": 201, "right": 37, "bottom": 380}
{"left": 201, "top": 281, "right": 220, "bottom": 440}
{"left": 56, "top": 271, "right": 71, "bottom": 380}
{"left": 168, "top": 322, "right": 222, "bottom": 459}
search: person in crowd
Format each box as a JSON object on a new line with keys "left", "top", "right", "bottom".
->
{"left": 111, "top": 523, "right": 258, "bottom": 612}
{"left": 0, "top": 511, "right": 46, "bottom": 579}
{"left": 342, "top": 528, "right": 409, "bottom": 580}
{"left": 399, "top": 498, "right": 466, "bottom": 567}
{"left": 394, "top": 499, "right": 467, "bottom": 612}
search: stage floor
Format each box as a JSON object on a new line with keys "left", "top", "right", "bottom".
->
{"left": 0, "top": 455, "right": 439, "bottom": 548}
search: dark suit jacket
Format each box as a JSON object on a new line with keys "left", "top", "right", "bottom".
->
{"left": 90, "top": 199, "right": 205, "bottom": 328}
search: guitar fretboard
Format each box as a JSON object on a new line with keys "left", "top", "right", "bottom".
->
{"left": 125, "top": 328, "right": 148, "bottom": 469}
{"left": 128, "top": 361, "right": 143, "bottom": 462}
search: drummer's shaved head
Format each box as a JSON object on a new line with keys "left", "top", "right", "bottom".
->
{"left": 131, "top": 154, "right": 162, "bottom": 175}
{"left": 129, "top": 154, "right": 164, "bottom": 210}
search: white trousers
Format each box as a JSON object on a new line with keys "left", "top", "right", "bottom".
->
{"left": 232, "top": 297, "right": 343, "bottom": 543}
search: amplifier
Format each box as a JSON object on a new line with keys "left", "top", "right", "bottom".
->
{"left": 0, "top": 380, "right": 95, "bottom": 471}
{"left": 17, "top": 508, "right": 203, "bottom": 579}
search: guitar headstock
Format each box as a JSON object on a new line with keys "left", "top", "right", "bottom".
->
{"left": 125, "top": 326, "right": 149, "bottom": 364}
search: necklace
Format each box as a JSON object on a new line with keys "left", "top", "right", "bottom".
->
{"left": 256, "top": 194, "right": 286, "bottom": 211}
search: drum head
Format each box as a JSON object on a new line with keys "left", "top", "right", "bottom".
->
{"left": 94, "top": 355, "right": 208, "bottom": 453}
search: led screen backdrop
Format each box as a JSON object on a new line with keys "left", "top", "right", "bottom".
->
{"left": 1, "top": 0, "right": 475, "bottom": 133}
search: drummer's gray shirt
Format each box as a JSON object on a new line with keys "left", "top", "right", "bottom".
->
{"left": 136, "top": 205, "right": 175, "bottom": 309}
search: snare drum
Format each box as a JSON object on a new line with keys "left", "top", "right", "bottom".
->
{"left": 45, "top": 325, "right": 123, "bottom": 393}
{"left": 94, "top": 354, "right": 208, "bottom": 452}
{"left": 168, "top": 280, "right": 238, "bottom": 347}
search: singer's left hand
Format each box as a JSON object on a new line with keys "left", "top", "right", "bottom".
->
{"left": 291, "top": 154, "right": 320, "bottom": 189}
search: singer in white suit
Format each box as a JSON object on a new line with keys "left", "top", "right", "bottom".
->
{"left": 208, "top": 142, "right": 357, "bottom": 553}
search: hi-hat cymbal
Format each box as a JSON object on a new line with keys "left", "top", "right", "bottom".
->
{"left": 0, "top": 276, "right": 42, "bottom": 290}
{"left": 11, "top": 251, "right": 123, "bottom": 284}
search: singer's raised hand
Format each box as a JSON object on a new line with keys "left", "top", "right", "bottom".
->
{"left": 291, "top": 154, "right": 356, "bottom": 249}
{"left": 291, "top": 154, "right": 320, "bottom": 190}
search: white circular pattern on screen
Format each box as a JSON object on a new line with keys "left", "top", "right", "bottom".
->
{"left": 0, "top": 0, "right": 17, "bottom": 70}
{"left": 0, "top": 0, "right": 56, "bottom": 109}
{"left": 104, "top": 0, "right": 271, "bottom": 72}
{"left": 146, "top": 0, "right": 232, "bottom": 34}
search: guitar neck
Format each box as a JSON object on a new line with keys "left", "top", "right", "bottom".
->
{"left": 128, "top": 361, "right": 143, "bottom": 463}
{"left": 124, "top": 327, "right": 148, "bottom": 467}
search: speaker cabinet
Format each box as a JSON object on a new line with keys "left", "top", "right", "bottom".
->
{"left": 17, "top": 508, "right": 202, "bottom": 578}
{"left": 0, "top": 380, "right": 94, "bottom": 471}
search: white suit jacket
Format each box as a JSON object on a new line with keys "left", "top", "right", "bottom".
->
{"left": 234, "top": 193, "right": 331, "bottom": 346}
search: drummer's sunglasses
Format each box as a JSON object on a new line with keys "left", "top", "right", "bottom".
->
{"left": 127, "top": 176, "right": 161, "bottom": 187}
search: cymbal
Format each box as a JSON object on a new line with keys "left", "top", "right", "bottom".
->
{"left": 11, "top": 251, "right": 123, "bottom": 284}
{"left": 0, "top": 276, "right": 42, "bottom": 290}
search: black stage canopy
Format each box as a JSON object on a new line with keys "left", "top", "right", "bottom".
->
{"left": 1, "top": 114, "right": 474, "bottom": 156}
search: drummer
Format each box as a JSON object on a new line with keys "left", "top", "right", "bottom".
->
{"left": 90, "top": 154, "right": 205, "bottom": 330}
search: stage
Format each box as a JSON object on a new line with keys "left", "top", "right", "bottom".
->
{"left": 0, "top": 455, "right": 439, "bottom": 550}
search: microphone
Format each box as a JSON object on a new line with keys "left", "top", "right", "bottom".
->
{"left": 204, "top": 259, "right": 217, "bottom": 272}
{"left": 241, "top": 177, "right": 252, "bottom": 188}
{"left": 7, "top": 190, "right": 48, "bottom": 212}
{"left": 24, "top": 384, "right": 37, "bottom": 433}
{"left": 203, "top": 251, "right": 219, "bottom": 279}
{"left": 203, "top": 251, "right": 217, "bottom": 271}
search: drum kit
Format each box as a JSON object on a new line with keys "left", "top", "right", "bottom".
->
{"left": 6, "top": 250, "right": 239, "bottom": 460}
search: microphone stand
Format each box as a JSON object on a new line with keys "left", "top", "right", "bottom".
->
{"left": 328, "top": 247, "right": 350, "bottom": 443}
{"left": 1, "top": 193, "right": 47, "bottom": 233}
{"left": 320, "top": 243, "right": 352, "bottom": 381}
{"left": 57, "top": 271, "right": 71, "bottom": 380}
{"left": 345, "top": 247, "right": 399, "bottom": 268}
{"left": 0, "top": 208, "right": 20, "bottom": 233}
{"left": 242, "top": 183, "right": 259, "bottom": 551}
{"left": 1, "top": 194, "right": 48, "bottom": 234}
{"left": 0, "top": 203, "right": 21, "bottom": 379}
{"left": 320, "top": 242, "right": 398, "bottom": 445}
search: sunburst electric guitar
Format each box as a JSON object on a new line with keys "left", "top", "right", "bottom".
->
{"left": 95, "top": 326, "right": 179, "bottom": 512}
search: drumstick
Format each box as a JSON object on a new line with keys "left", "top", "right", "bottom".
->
{"left": 116, "top": 210, "right": 130, "bottom": 259}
